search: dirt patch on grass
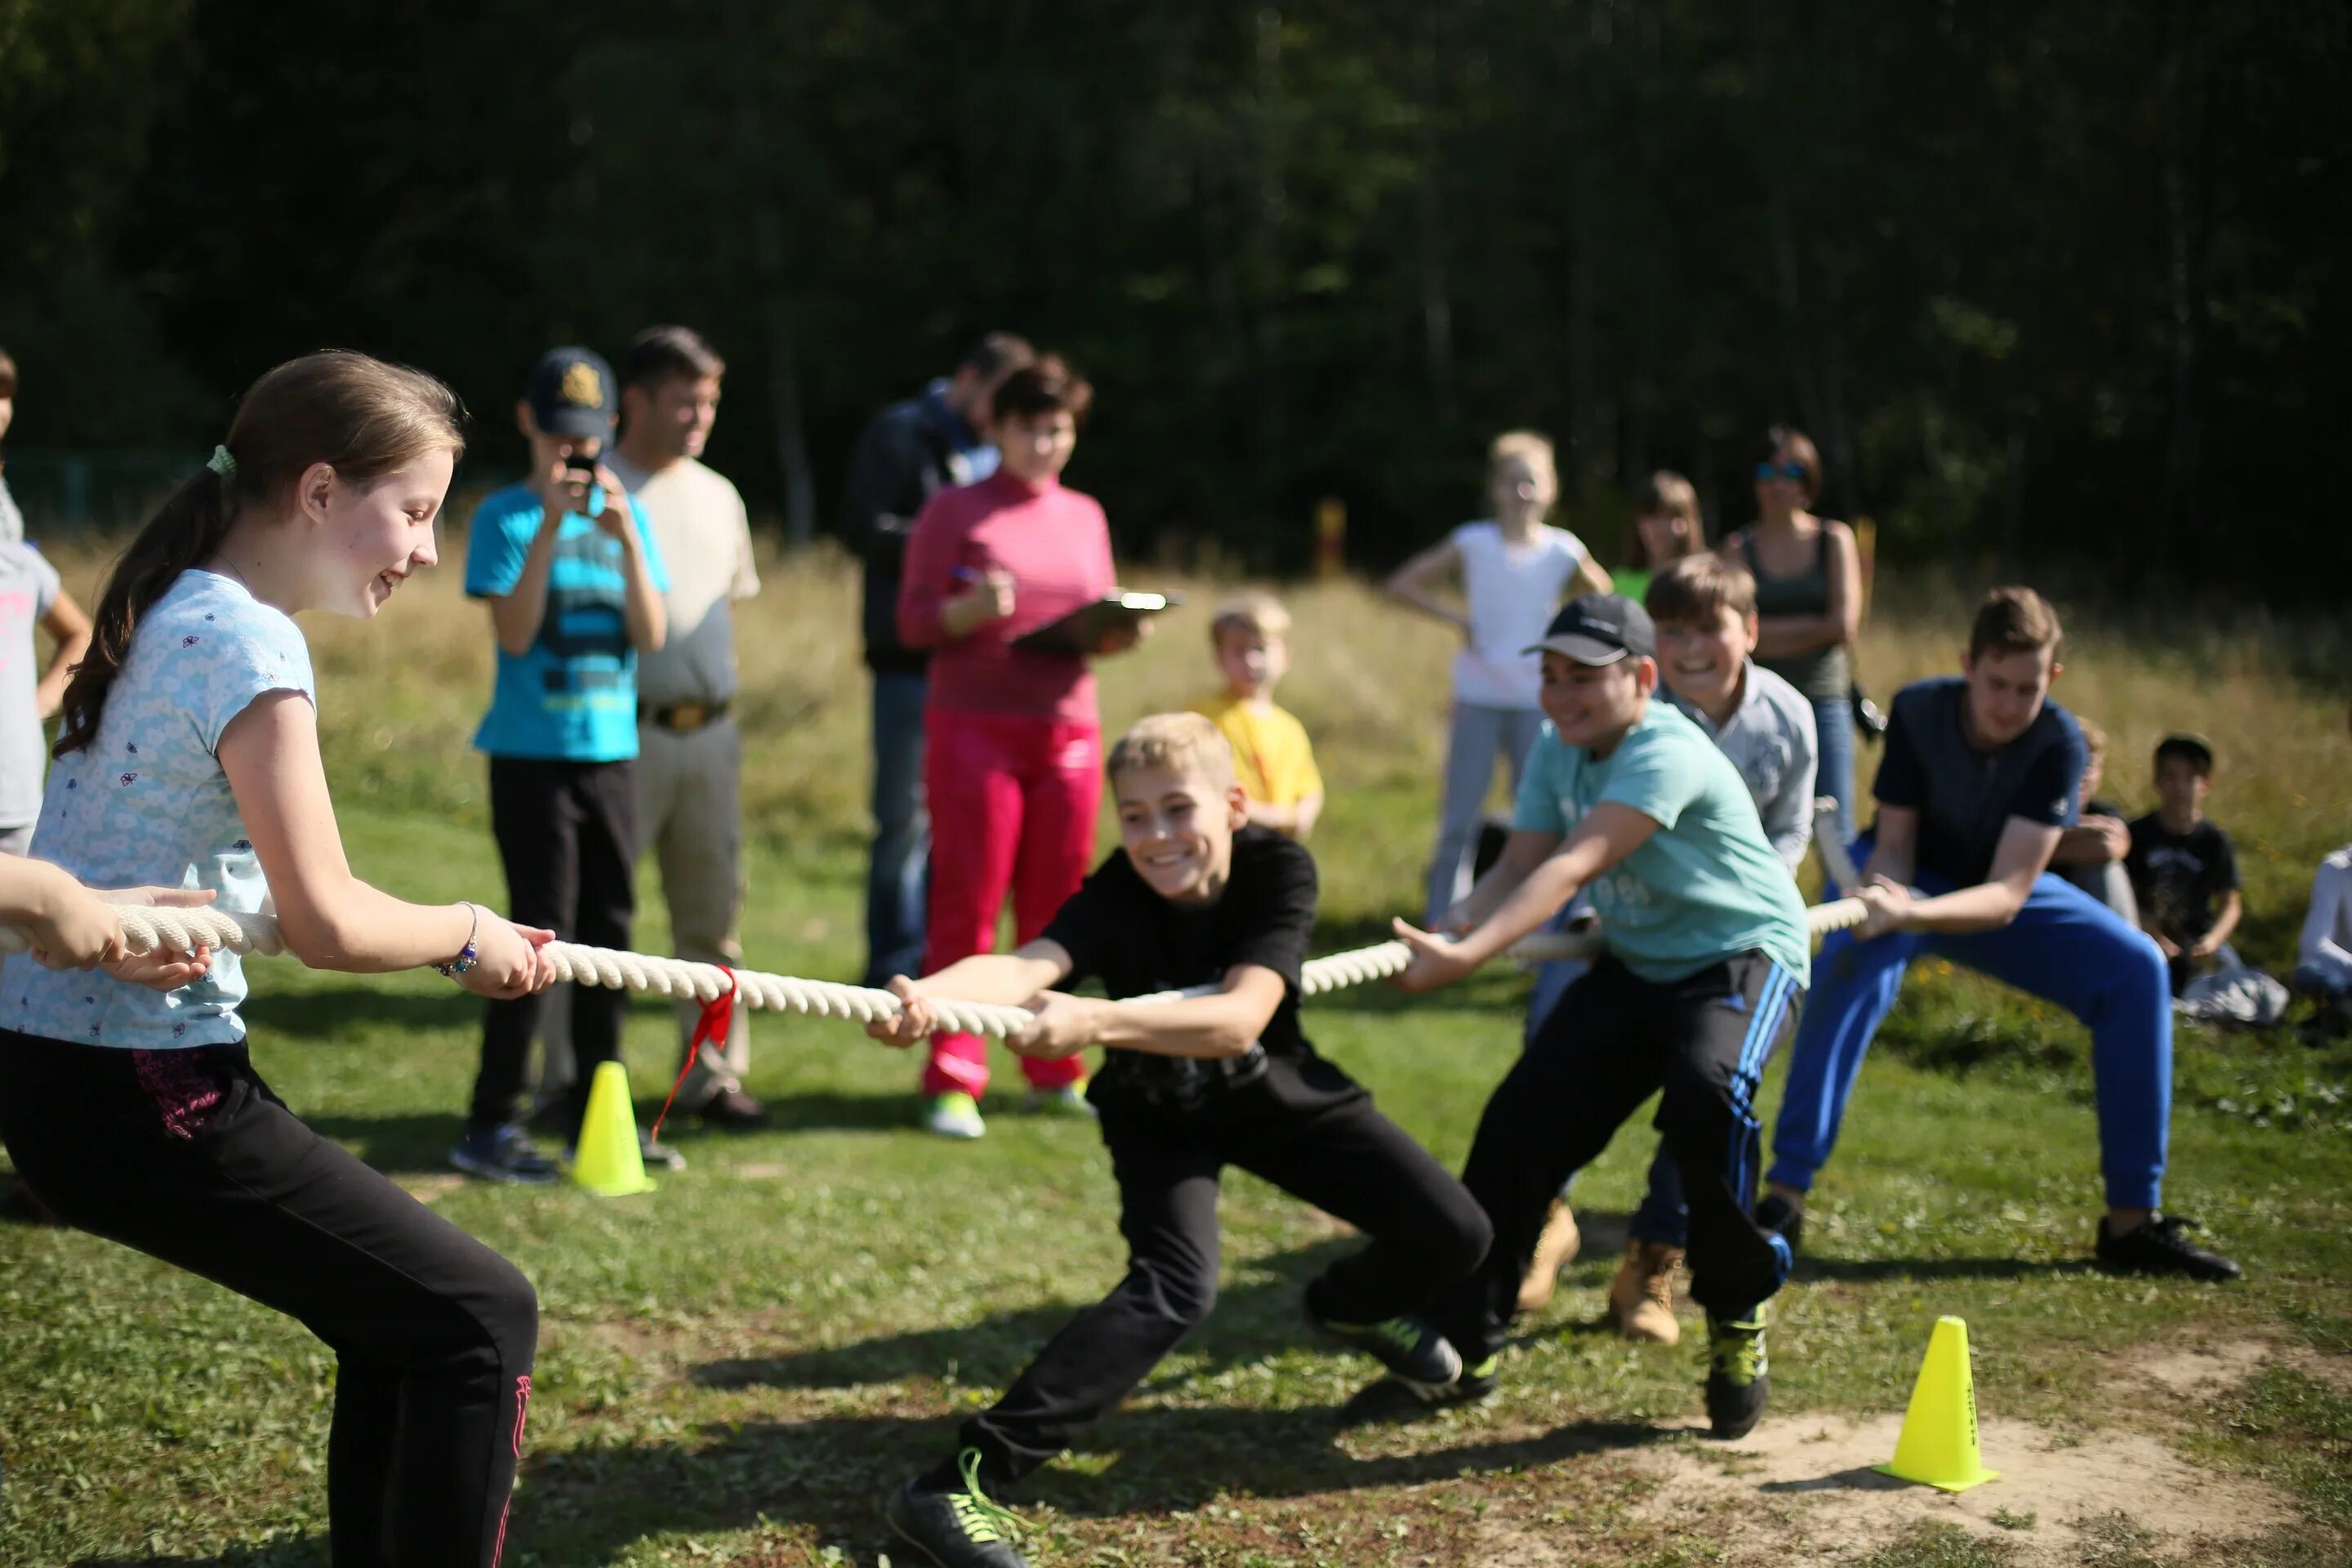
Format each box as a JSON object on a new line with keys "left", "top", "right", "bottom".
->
{"left": 2126, "top": 1334, "right": 2352, "bottom": 1403}
{"left": 1630, "top": 1412, "right": 2293, "bottom": 1566}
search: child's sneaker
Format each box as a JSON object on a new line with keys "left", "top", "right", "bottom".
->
{"left": 638, "top": 1134, "right": 686, "bottom": 1172}
{"left": 1413, "top": 1352, "right": 1500, "bottom": 1407}
{"left": 2094, "top": 1213, "right": 2241, "bottom": 1281}
{"left": 1704, "top": 1308, "right": 1770, "bottom": 1439}
{"left": 449, "top": 1122, "right": 559, "bottom": 1184}
{"left": 1305, "top": 1300, "right": 1463, "bottom": 1396}
{"left": 885, "top": 1449, "right": 1031, "bottom": 1567}
{"left": 1021, "top": 1080, "right": 1095, "bottom": 1117}
{"left": 1607, "top": 1241, "right": 1684, "bottom": 1345}
{"left": 927, "top": 1092, "right": 987, "bottom": 1140}
{"left": 1516, "top": 1197, "right": 1583, "bottom": 1312}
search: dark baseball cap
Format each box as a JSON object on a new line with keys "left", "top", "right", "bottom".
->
{"left": 524, "top": 347, "right": 617, "bottom": 440}
{"left": 1526, "top": 593, "right": 1655, "bottom": 666}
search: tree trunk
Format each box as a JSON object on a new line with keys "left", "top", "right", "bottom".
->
{"left": 2157, "top": 33, "right": 2202, "bottom": 573}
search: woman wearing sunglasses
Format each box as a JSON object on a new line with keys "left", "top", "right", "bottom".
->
{"left": 1719, "top": 427, "right": 1863, "bottom": 843}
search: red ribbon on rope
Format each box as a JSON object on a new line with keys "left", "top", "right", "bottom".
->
{"left": 648, "top": 965, "right": 737, "bottom": 1145}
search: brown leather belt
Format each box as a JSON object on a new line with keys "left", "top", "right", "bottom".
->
{"left": 639, "top": 698, "right": 732, "bottom": 733}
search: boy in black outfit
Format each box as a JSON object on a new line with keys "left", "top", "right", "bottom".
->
{"left": 867, "top": 712, "right": 1491, "bottom": 1568}
{"left": 2127, "top": 734, "right": 2243, "bottom": 996}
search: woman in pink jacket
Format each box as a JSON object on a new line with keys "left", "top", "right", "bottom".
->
{"left": 896, "top": 357, "right": 1132, "bottom": 1138}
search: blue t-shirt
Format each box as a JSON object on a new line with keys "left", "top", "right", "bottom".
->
{"left": 1513, "top": 702, "right": 1811, "bottom": 984}
{"left": 1873, "top": 675, "right": 2082, "bottom": 887}
{"left": 6, "top": 570, "right": 314, "bottom": 1049}
{"left": 466, "top": 483, "right": 669, "bottom": 761}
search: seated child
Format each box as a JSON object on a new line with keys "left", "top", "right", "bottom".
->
{"left": 1766, "top": 588, "right": 2238, "bottom": 1282}
{"left": 2050, "top": 718, "right": 2138, "bottom": 924}
{"left": 2126, "top": 735, "right": 2242, "bottom": 996}
{"left": 2292, "top": 704, "right": 2352, "bottom": 1035}
{"left": 1521, "top": 555, "right": 1820, "bottom": 1343}
{"left": 1190, "top": 591, "right": 1324, "bottom": 839}
{"left": 867, "top": 713, "right": 1490, "bottom": 1568}
{"left": 1392, "top": 594, "right": 1811, "bottom": 1440}
{"left": 1, "top": 536, "right": 93, "bottom": 855}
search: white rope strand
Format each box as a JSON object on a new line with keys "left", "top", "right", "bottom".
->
{"left": 0, "top": 885, "right": 1867, "bottom": 1040}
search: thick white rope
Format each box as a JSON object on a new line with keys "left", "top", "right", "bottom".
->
{"left": 1, "top": 801, "right": 1867, "bottom": 1040}
{"left": 0, "top": 898, "right": 1861, "bottom": 1040}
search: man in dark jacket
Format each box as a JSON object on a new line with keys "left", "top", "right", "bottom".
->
{"left": 843, "top": 332, "right": 1033, "bottom": 987}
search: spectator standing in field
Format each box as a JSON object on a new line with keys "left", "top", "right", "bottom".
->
{"left": 1611, "top": 470, "right": 1707, "bottom": 608}
{"left": 1388, "top": 431, "right": 1612, "bottom": 925}
{"left": 452, "top": 348, "right": 669, "bottom": 1184}
{"left": 1189, "top": 591, "right": 1324, "bottom": 840}
{"left": 898, "top": 356, "right": 1143, "bottom": 1140}
{"left": 844, "top": 333, "right": 1036, "bottom": 990}
{"left": 607, "top": 326, "right": 768, "bottom": 1128}
{"left": 1, "top": 343, "right": 96, "bottom": 853}
{"left": 2127, "top": 734, "right": 2243, "bottom": 996}
{"left": 2051, "top": 718, "right": 2139, "bottom": 924}
{"left": 1720, "top": 426, "right": 1863, "bottom": 843}
{"left": 0, "top": 345, "right": 25, "bottom": 545}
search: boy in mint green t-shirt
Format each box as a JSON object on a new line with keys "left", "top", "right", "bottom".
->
{"left": 1390, "top": 593, "right": 1808, "bottom": 1441}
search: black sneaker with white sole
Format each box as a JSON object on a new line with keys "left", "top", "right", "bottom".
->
{"left": 886, "top": 1450, "right": 1032, "bottom": 1568}
{"left": 2095, "top": 1214, "right": 2242, "bottom": 1281}
{"left": 1304, "top": 1299, "right": 1463, "bottom": 1396}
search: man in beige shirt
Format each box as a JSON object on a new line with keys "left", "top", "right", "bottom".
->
{"left": 608, "top": 325, "right": 768, "bottom": 1125}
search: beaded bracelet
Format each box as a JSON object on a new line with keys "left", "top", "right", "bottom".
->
{"left": 435, "top": 902, "right": 482, "bottom": 978}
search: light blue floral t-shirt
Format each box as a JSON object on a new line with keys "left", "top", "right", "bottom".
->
{"left": 7, "top": 570, "right": 313, "bottom": 1049}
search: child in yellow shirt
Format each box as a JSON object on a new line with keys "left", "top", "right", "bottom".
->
{"left": 1191, "top": 592, "right": 1324, "bottom": 839}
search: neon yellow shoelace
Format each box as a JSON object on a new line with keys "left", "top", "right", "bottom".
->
{"left": 1710, "top": 1317, "right": 1769, "bottom": 1384}
{"left": 949, "top": 1448, "right": 1025, "bottom": 1545}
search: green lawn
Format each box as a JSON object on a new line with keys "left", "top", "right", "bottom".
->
{"left": 3, "top": 557, "right": 2350, "bottom": 1565}
{"left": 2, "top": 804, "right": 2345, "bottom": 1567}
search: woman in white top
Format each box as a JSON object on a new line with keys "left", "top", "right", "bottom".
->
{"left": 1388, "top": 430, "right": 1611, "bottom": 922}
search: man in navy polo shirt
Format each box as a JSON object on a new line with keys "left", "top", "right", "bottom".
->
{"left": 1762, "top": 586, "right": 2239, "bottom": 1281}
{"left": 452, "top": 346, "right": 670, "bottom": 1184}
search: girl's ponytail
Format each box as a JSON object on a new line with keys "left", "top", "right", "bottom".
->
{"left": 52, "top": 464, "right": 239, "bottom": 757}
{"left": 50, "top": 349, "right": 464, "bottom": 760}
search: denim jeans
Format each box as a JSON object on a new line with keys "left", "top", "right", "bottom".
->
{"left": 1811, "top": 694, "right": 1856, "bottom": 847}
{"left": 1427, "top": 702, "right": 1548, "bottom": 924}
{"left": 865, "top": 668, "right": 931, "bottom": 988}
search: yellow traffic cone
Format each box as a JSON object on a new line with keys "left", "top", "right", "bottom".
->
{"left": 1875, "top": 1315, "right": 1998, "bottom": 1492}
{"left": 572, "top": 1060, "right": 657, "bottom": 1197}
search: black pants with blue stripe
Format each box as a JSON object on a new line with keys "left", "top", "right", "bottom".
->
{"left": 1432, "top": 949, "right": 1801, "bottom": 1363}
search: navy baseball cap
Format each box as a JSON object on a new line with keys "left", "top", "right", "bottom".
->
{"left": 1526, "top": 593, "right": 1655, "bottom": 666}
{"left": 524, "top": 347, "right": 617, "bottom": 440}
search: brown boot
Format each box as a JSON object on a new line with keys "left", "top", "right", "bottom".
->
{"left": 1606, "top": 1241, "right": 1684, "bottom": 1345}
{"left": 1516, "top": 1199, "right": 1583, "bottom": 1312}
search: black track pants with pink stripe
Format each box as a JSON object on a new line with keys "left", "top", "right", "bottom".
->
{"left": 0, "top": 1028, "right": 538, "bottom": 1567}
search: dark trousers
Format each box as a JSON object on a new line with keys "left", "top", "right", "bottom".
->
{"left": 0, "top": 1031, "right": 538, "bottom": 1567}
{"left": 964, "top": 1055, "right": 1491, "bottom": 1486}
{"left": 1432, "top": 951, "right": 1801, "bottom": 1364}
{"left": 470, "top": 755, "right": 636, "bottom": 1140}
{"left": 864, "top": 667, "right": 930, "bottom": 987}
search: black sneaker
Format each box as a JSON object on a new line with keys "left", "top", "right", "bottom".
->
{"left": 449, "top": 1123, "right": 559, "bottom": 1184}
{"left": 1704, "top": 1309, "right": 1770, "bottom": 1439}
{"left": 1416, "top": 1351, "right": 1500, "bottom": 1406}
{"left": 885, "top": 1450, "right": 1031, "bottom": 1567}
{"left": 1754, "top": 1192, "right": 1803, "bottom": 1256}
{"left": 1304, "top": 1300, "right": 1463, "bottom": 1396}
{"left": 2095, "top": 1214, "right": 2242, "bottom": 1281}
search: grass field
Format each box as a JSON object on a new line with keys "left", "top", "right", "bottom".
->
{"left": 2, "top": 541, "right": 2348, "bottom": 1566}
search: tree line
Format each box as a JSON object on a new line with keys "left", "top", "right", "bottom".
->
{"left": 2, "top": 0, "right": 2344, "bottom": 590}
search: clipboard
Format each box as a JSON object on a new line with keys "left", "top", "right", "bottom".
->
{"left": 1012, "top": 590, "right": 1181, "bottom": 657}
